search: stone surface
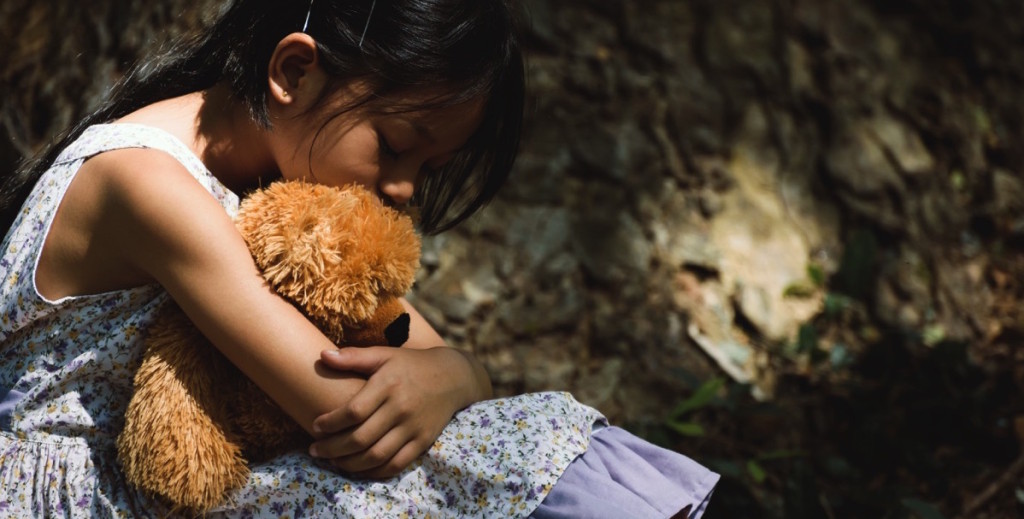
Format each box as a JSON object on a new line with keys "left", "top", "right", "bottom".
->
{"left": 2, "top": 0, "right": 1022, "bottom": 430}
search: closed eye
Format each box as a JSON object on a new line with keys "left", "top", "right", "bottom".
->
{"left": 378, "top": 132, "right": 399, "bottom": 159}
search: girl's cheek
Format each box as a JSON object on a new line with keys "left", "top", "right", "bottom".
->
{"left": 319, "top": 160, "right": 379, "bottom": 190}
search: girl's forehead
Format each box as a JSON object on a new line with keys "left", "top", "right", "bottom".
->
{"left": 329, "top": 80, "right": 485, "bottom": 123}
{"left": 374, "top": 96, "right": 486, "bottom": 137}
{"left": 377, "top": 94, "right": 485, "bottom": 121}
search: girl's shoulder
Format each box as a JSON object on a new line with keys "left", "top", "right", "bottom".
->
{"left": 31, "top": 127, "right": 243, "bottom": 301}
{"left": 69, "top": 133, "right": 240, "bottom": 258}
{"left": 55, "top": 123, "right": 238, "bottom": 213}
{"left": 0, "top": 123, "right": 242, "bottom": 309}
{"left": 75, "top": 146, "right": 208, "bottom": 212}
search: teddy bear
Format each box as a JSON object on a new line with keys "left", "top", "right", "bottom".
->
{"left": 116, "top": 181, "right": 422, "bottom": 513}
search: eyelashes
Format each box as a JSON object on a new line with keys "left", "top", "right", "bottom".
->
{"left": 377, "top": 130, "right": 437, "bottom": 176}
{"left": 378, "top": 132, "right": 399, "bottom": 159}
{"left": 374, "top": 130, "right": 446, "bottom": 185}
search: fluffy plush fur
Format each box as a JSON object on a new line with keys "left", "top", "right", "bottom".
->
{"left": 116, "top": 182, "right": 421, "bottom": 513}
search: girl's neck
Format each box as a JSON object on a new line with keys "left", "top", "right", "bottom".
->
{"left": 117, "top": 83, "right": 278, "bottom": 194}
{"left": 196, "top": 85, "right": 280, "bottom": 193}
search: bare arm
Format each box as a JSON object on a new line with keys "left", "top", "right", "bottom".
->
{"left": 86, "top": 149, "right": 364, "bottom": 433}
{"left": 65, "top": 148, "right": 488, "bottom": 476}
{"left": 308, "top": 298, "right": 493, "bottom": 477}
{"left": 398, "top": 298, "right": 448, "bottom": 349}
{"left": 397, "top": 297, "right": 493, "bottom": 401}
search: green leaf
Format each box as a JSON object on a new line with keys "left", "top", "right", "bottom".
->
{"left": 950, "top": 169, "right": 966, "bottom": 191}
{"left": 670, "top": 377, "right": 725, "bottom": 417}
{"left": 823, "top": 292, "right": 852, "bottom": 316}
{"left": 783, "top": 281, "right": 817, "bottom": 298}
{"left": 807, "top": 264, "right": 826, "bottom": 287}
{"left": 823, "top": 455, "right": 855, "bottom": 478}
{"left": 746, "top": 460, "right": 766, "bottom": 484}
{"left": 835, "top": 229, "right": 878, "bottom": 300}
{"left": 922, "top": 324, "right": 946, "bottom": 347}
{"left": 901, "top": 498, "right": 947, "bottom": 519}
{"left": 756, "top": 449, "right": 805, "bottom": 461}
{"left": 666, "top": 420, "right": 705, "bottom": 437}
{"left": 796, "top": 324, "right": 818, "bottom": 355}
{"left": 707, "top": 459, "right": 743, "bottom": 479}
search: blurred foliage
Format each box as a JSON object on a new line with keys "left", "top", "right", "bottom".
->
{"left": 651, "top": 223, "right": 1023, "bottom": 518}
{"left": 657, "top": 338, "right": 1020, "bottom": 518}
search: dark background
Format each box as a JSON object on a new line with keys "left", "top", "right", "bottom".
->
{"left": 3, "top": 1, "right": 1023, "bottom": 517}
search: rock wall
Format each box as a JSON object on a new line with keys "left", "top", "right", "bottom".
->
{"left": 0, "top": 0, "right": 224, "bottom": 168}
{"left": 3, "top": 0, "right": 1022, "bottom": 432}
{"left": 411, "top": 0, "right": 1024, "bottom": 426}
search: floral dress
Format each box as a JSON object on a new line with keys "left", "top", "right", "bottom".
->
{"left": 0, "top": 123, "right": 606, "bottom": 518}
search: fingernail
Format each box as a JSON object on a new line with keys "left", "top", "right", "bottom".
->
{"left": 312, "top": 422, "right": 322, "bottom": 434}
{"left": 309, "top": 444, "right": 319, "bottom": 457}
{"left": 323, "top": 349, "right": 342, "bottom": 358}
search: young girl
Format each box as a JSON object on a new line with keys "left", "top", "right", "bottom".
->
{"left": 0, "top": 0, "right": 718, "bottom": 517}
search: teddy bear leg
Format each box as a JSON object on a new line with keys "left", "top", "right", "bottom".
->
{"left": 230, "top": 376, "right": 311, "bottom": 463}
{"left": 117, "top": 305, "right": 250, "bottom": 512}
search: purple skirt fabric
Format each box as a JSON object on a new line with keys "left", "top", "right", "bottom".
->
{"left": 530, "top": 425, "right": 719, "bottom": 519}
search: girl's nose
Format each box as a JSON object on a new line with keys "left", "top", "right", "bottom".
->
{"left": 379, "top": 166, "right": 417, "bottom": 207}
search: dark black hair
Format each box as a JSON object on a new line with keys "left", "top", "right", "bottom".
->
{"left": 0, "top": 0, "right": 524, "bottom": 235}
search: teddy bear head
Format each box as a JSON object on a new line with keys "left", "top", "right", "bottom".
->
{"left": 233, "top": 181, "right": 421, "bottom": 346}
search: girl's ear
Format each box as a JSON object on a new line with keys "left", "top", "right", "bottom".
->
{"left": 267, "top": 32, "right": 325, "bottom": 110}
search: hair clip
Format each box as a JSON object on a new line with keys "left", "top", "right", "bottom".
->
{"left": 302, "top": 0, "right": 315, "bottom": 33}
{"left": 358, "top": 0, "right": 378, "bottom": 48}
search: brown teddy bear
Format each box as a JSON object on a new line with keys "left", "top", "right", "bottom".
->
{"left": 116, "top": 181, "right": 421, "bottom": 513}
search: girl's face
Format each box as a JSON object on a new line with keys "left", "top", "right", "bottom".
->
{"left": 270, "top": 91, "right": 484, "bottom": 208}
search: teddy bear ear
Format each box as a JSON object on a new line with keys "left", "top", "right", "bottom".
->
{"left": 235, "top": 181, "right": 420, "bottom": 326}
{"left": 309, "top": 185, "right": 421, "bottom": 322}
{"left": 346, "top": 186, "right": 422, "bottom": 296}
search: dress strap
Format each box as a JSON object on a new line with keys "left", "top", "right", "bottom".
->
{"left": 52, "top": 123, "right": 238, "bottom": 211}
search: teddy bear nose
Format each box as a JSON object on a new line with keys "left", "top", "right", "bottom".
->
{"left": 384, "top": 313, "right": 411, "bottom": 346}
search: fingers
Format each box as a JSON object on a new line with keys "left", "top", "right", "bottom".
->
{"left": 329, "top": 427, "right": 409, "bottom": 474}
{"left": 310, "top": 398, "right": 393, "bottom": 457}
{"left": 355, "top": 439, "right": 429, "bottom": 480}
{"left": 306, "top": 346, "right": 452, "bottom": 479}
{"left": 307, "top": 372, "right": 432, "bottom": 478}
{"left": 311, "top": 379, "right": 390, "bottom": 436}
{"left": 313, "top": 347, "right": 402, "bottom": 435}
{"left": 310, "top": 403, "right": 427, "bottom": 478}
{"left": 319, "top": 347, "right": 396, "bottom": 375}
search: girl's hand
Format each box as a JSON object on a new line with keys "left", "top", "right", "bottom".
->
{"left": 308, "top": 346, "right": 488, "bottom": 479}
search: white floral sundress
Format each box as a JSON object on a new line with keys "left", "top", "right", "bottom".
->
{"left": 0, "top": 123, "right": 605, "bottom": 518}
